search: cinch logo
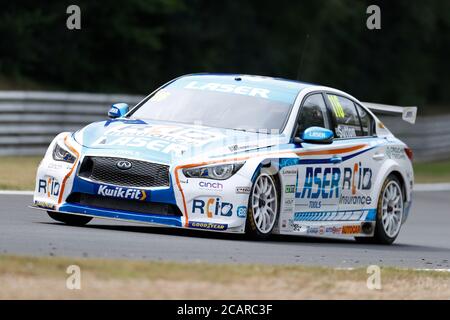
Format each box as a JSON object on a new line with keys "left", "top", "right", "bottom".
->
{"left": 298, "top": 163, "right": 372, "bottom": 200}
{"left": 198, "top": 181, "right": 223, "bottom": 190}
{"left": 192, "top": 198, "right": 233, "bottom": 217}
{"left": 97, "top": 185, "right": 147, "bottom": 201}
{"left": 38, "top": 178, "right": 60, "bottom": 197}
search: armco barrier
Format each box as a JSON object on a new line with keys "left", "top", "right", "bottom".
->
{"left": 0, "top": 91, "right": 143, "bottom": 156}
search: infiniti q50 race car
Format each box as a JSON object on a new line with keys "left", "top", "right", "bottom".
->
{"left": 32, "top": 74, "right": 417, "bottom": 244}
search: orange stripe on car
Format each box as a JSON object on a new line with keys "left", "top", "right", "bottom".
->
{"left": 174, "top": 143, "right": 368, "bottom": 227}
{"left": 57, "top": 135, "right": 80, "bottom": 204}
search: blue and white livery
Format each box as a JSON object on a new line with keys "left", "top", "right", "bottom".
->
{"left": 32, "top": 74, "right": 415, "bottom": 244}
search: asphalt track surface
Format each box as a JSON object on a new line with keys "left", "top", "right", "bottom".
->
{"left": 0, "top": 192, "right": 449, "bottom": 269}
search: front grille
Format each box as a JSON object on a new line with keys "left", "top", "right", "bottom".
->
{"left": 78, "top": 156, "right": 170, "bottom": 188}
{"left": 67, "top": 193, "right": 182, "bottom": 216}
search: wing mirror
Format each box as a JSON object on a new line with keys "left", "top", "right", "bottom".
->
{"left": 295, "top": 127, "right": 334, "bottom": 145}
{"left": 108, "top": 103, "right": 129, "bottom": 119}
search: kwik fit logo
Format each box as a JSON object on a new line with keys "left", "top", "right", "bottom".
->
{"left": 97, "top": 185, "right": 147, "bottom": 200}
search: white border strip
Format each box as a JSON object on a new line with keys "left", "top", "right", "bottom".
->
{"left": 0, "top": 190, "right": 34, "bottom": 195}
{"left": 413, "top": 183, "right": 450, "bottom": 192}
{"left": 0, "top": 183, "right": 450, "bottom": 196}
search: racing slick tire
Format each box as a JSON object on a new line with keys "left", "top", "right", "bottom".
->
{"left": 245, "top": 172, "right": 279, "bottom": 239}
{"left": 47, "top": 211, "right": 93, "bottom": 226}
{"left": 355, "top": 174, "right": 404, "bottom": 245}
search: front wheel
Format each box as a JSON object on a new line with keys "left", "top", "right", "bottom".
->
{"left": 47, "top": 211, "right": 93, "bottom": 226}
{"left": 245, "top": 173, "right": 279, "bottom": 239}
{"left": 355, "top": 174, "right": 404, "bottom": 245}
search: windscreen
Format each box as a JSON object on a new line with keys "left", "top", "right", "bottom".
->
{"left": 129, "top": 77, "right": 299, "bottom": 133}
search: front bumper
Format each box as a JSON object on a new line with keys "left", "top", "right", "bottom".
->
{"left": 32, "top": 152, "right": 253, "bottom": 233}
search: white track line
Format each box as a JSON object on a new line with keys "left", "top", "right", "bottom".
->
{"left": 336, "top": 267, "right": 450, "bottom": 272}
{"left": 413, "top": 183, "right": 450, "bottom": 192}
{"left": 1, "top": 183, "right": 450, "bottom": 196}
{"left": 0, "top": 190, "right": 34, "bottom": 195}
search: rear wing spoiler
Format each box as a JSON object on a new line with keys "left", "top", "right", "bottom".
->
{"left": 362, "top": 102, "right": 417, "bottom": 124}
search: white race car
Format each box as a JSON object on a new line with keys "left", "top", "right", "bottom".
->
{"left": 32, "top": 74, "right": 416, "bottom": 244}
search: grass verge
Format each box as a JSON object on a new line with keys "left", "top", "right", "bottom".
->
{"left": 0, "top": 255, "right": 449, "bottom": 299}
{"left": 0, "top": 156, "right": 41, "bottom": 190}
{"left": 1, "top": 156, "right": 450, "bottom": 190}
{"left": 413, "top": 160, "right": 450, "bottom": 183}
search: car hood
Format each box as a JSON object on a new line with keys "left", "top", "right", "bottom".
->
{"left": 73, "top": 119, "right": 286, "bottom": 164}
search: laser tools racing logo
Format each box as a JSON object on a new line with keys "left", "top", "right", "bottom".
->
{"left": 297, "top": 162, "right": 373, "bottom": 205}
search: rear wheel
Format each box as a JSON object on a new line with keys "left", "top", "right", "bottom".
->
{"left": 245, "top": 173, "right": 279, "bottom": 239}
{"left": 47, "top": 211, "right": 93, "bottom": 226}
{"left": 355, "top": 174, "right": 404, "bottom": 245}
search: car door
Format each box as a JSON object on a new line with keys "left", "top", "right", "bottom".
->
{"left": 324, "top": 93, "right": 380, "bottom": 227}
{"left": 291, "top": 93, "right": 342, "bottom": 222}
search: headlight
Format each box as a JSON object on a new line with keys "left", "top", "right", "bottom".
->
{"left": 183, "top": 162, "right": 244, "bottom": 180}
{"left": 52, "top": 141, "right": 76, "bottom": 163}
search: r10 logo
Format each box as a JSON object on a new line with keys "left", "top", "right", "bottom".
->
{"left": 38, "top": 177, "right": 60, "bottom": 197}
{"left": 192, "top": 198, "right": 233, "bottom": 217}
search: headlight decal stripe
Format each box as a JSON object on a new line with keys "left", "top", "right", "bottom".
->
{"left": 57, "top": 134, "right": 80, "bottom": 204}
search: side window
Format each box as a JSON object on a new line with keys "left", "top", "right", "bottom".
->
{"left": 326, "top": 94, "right": 363, "bottom": 138}
{"left": 296, "top": 94, "right": 329, "bottom": 136}
{"left": 355, "top": 104, "right": 374, "bottom": 136}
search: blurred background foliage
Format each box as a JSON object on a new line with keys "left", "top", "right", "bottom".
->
{"left": 0, "top": 0, "right": 449, "bottom": 110}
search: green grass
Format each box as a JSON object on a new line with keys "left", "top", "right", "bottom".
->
{"left": 1, "top": 156, "right": 450, "bottom": 191}
{"left": 0, "top": 156, "right": 41, "bottom": 190}
{"left": 413, "top": 160, "right": 450, "bottom": 183}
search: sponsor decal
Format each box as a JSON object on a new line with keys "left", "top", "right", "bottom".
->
{"left": 293, "top": 209, "right": 372, "bottom": 222}
{"left": 47, "top": 163, "right": 64, "bottom": 170}
{"left": 284, "top": 198, "right": 294, "bottom": 205}
{"left": 199, "top": 181, "right": 223, "bottom": 191}
{"left": 280, "top": 158, "right": 300, "bottom": 167}
{"left": 228, "top": 144, "right": 259, "bottom": 152}
{"left": 34, "top": 200, "right": 55, "bottom": 210}
{"left": 325, "top": 226, "right": 343, "bottom": 234}
{"left": 93, "top": 136, "right": 187, "bottom": 155}
{"left": 38, "top": 177, "right": 60, "bottom": 197}
{"left": 342, "top": 225, "right": 362, "bottom": 234}
{"left": 192, "top": 198, "right": 233, "bottom": 217}
{"left": 288, "top": 220, "right": 308, "bottom": 233}
{"left": 236, "top": 206, "right": 247, "bottom": 218}
{"left": 386, "top": 146, "right": 406, "bottom": 159}
{"left": 297, "top": 163, "right": 373, "bottom": 205}
{"left": 289, "top": 221, "right": 344, "bottom": 235}
{"left": 97, "top": 185, "right": 147, "bottom": 201}
{"left": 235, "top": 186, "right": 251, "bottom": 194}
{"left": 336, "top": 125, "right": 357, "bottom": 138}
{"left": 185, "top": 81, "right": 270, "bottom": 99}
{"left": 189, "top": 221, "right": 228, "bottom": 231}
{"left": 92, "top": 124, "right": 225, "bottom": 155}
{"left": 285, "top": 185, "right": 295, "bottom": 194}
{"left": 307, "top": 226, "right": 319, "bottom": 234}
{"left": 281, "top": 169, "right": 297, "bottom": 175}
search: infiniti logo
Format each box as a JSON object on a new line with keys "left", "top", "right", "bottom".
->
{"left": 116, "top": 160, "right": 132, "bottom": 170}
